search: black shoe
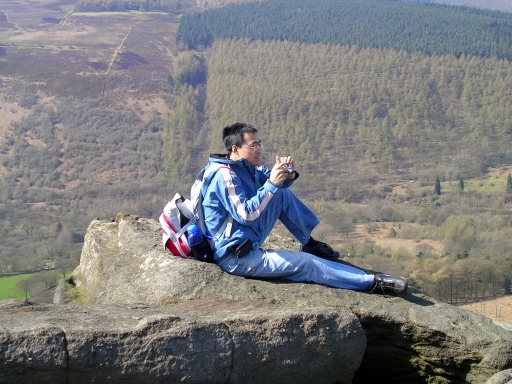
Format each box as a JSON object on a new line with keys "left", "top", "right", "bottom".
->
{"left": 369, "top": 274, "right": 408, "bottom": 296}
{"left": 300, "top": 241, "right": 340, "bottom": 261}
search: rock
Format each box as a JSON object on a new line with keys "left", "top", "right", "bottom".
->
{"left": 3, "top": 215, "right": 512, "bottom": 383}
{"left": 0, "top": 300, "right": 364, "bottom": 384}
{"left": 486, "top": 369, "right": 512, "bottom": 384}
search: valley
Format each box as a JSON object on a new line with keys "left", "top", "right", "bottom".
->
{"left": 1, "top": 0, "right": 512, "bottom": 306}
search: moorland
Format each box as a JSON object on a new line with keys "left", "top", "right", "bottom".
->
{"left": 1, "top": 0, "right": 512, "bottom": 306}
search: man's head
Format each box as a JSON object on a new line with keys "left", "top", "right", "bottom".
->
{"left": 223, "top": 122, "right": 262, "bottom": 166}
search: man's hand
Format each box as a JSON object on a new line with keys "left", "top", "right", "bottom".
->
{"left": 269, "top": 161, "right": 288, "bottom": 186}
{"left": 269, "top": 156, "right": 296, "bottom": 186}
{"left": 276, "top": 155, "right": 294, "bottom": 169}
{"left": 276, "top": 155, "right": 296, "bottom": 180}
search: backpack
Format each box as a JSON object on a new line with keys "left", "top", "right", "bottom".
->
{"left": 159, "top": 164, "right": 233, "bottom": 259}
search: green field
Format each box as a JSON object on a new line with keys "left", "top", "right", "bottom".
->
{"left": 0, "top": 269, "right": 73, "bottom": 300}
{"left": 0, "top": 274, "right": 34, "bottom": 300}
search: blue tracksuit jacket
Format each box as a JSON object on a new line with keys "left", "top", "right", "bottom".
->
{"left": 199, "top": 154, "right": 298, "bottom": 261}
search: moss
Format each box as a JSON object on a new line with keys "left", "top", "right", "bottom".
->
{"left": 63, "top": 273, "right": 88, "bottom": 304}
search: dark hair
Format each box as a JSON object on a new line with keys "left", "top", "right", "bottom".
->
{"left": 222, "top": 122, "right": 258, "bottom": 153}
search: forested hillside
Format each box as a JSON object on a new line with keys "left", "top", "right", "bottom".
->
{"left": 178, "top": 0, "right": 512, "bottom": 60}
{"left": 162, "top": 37, "right": 512, "bottom": 301}
{"left": 0, "top": 99, "right": 168, "bottom": 273}
{"left": 197, "top": 39, "right": 512, "bottom": 199}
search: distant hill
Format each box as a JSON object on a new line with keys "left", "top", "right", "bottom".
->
{"left": 0, "top": 2, "right": 180, "bottom": 273}
{"left": 196, "top": 0, "right": 269, "bottom": 8}
{"left": 76, "top": 0, "right": 179, "bottom": 12}
{"left": 196, "top": 0, "right": 512, "bottom": 13}
{"left": 178, "top": 0, "right": 512, "bottom": 60}
{"left": 435, "top": 0, "right": 512, "bottom": 13}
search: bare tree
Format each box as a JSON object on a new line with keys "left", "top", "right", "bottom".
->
{"left": 15, "top": 276, "right": 45, "bottom": 300}
{"left": 42, "top": 270, "right": 60, "bottom": 289}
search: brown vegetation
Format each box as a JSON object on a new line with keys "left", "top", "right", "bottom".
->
{"left": 459, "top": 295, "right": 512, "bottom": 324}
{"left": 347, "top": 223, "right": 445, "bottom": 256}
{"left": 0, "top": 0, "right": 181, "bottom": 277}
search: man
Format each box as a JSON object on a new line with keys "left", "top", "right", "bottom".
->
{"left": 198, "top": 122, "right": 407, "bottom": 295}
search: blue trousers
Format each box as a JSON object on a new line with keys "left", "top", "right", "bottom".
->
{"left": 217, "top": 188, "right": 374, "bottom": 291}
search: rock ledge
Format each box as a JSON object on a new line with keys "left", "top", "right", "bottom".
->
{"left": 2, "top": 215, "right": 512, "bottom": 383}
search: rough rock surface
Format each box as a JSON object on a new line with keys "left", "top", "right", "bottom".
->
{"left": 0, "top": 299, "right": 364, "bottom": 384}
{"left": 3, "top": 214, "right": 512, "bottom": 383}
{"left": 486, "top": 369, "right": 512, "bottom": 384}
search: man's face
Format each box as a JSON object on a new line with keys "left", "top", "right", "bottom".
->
{"left": 236, "top": 132, "right": 262, "bottom": 166}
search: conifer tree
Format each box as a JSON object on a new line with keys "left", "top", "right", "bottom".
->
{"left": 507, "top": 173, "right": 512, "bottom": 194}
{"left": 435, "top": 176, "right": 441, "bottom": 195}
{"left": 459, "top": 177, "right": 464, "bottom": 191}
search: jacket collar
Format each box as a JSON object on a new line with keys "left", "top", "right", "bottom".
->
{"left": 208, "top": 154, "right": 255, "bottom": 170}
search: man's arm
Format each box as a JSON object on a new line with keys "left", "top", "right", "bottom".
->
{"left": 259, "top": 166, "right": 298, "bottom": 188}
{"left": 211, "top": 166, "right": 279, "bottom": 227}
{"left": 260, "top": 156, "right": 299, "bottom": 188}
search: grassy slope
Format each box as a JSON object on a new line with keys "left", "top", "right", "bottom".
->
{"left": 0, "top": 274, "right": 32, "bottom": 300}
{"left": 0, "top": 5, "right": 179, "bottom": 197}
{"left": 0, "top": 0, "right": 180, "bottom": 112}
{"left": 459, "top": 295, "right": 512, "bottom": 324}
{"left": 333, "top": 166, "right": 512, "bottom": 254}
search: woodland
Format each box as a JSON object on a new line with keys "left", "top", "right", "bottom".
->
{"left": 178, "top": 0, "right": 512, "bottom": 60}
{"left": 161, "top": 38, "right": 512, "bottom": 302}
{"left": 2, "top": 0, "right": 512, "bottom": 303}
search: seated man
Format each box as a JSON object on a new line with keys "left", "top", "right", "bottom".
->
{"left": 199, "top": 122, "right": 407, "bottom": 295}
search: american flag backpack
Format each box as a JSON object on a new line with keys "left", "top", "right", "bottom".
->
{"left": 159, "top": 164, "right": 232, "bottom": 259}
{"left": 159, "top": 193, "right": 194, "bottom": 258}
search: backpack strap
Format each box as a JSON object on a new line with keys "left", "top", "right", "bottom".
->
{"left": 160, "top": 212, "right": 189, "bottom": 258}
{"left": 195, "top": 164, "right": 233, "bottom": 241}
{"left": 159, "top": 195, "right": 191, "bottom": 258}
